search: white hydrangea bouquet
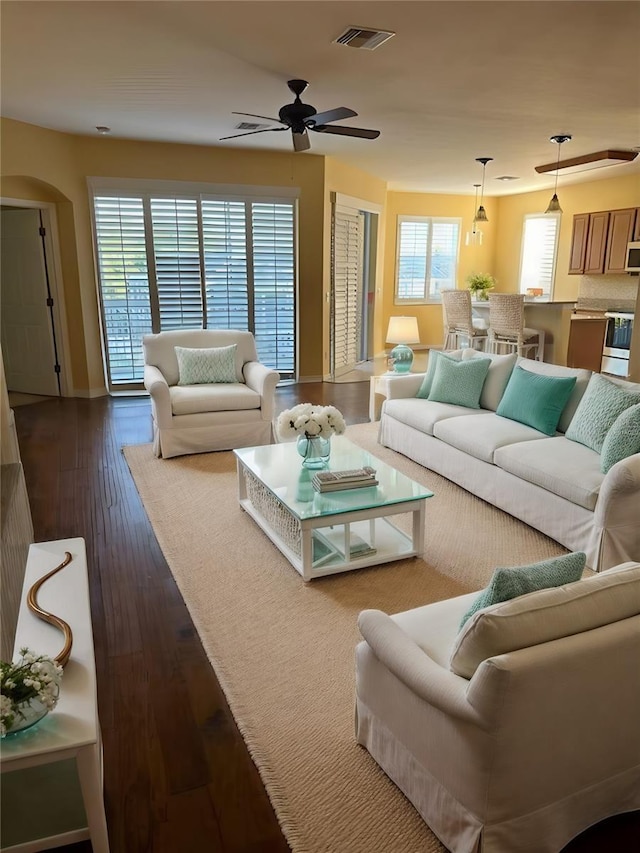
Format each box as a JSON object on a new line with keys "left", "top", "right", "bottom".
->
{"left": 276, "top": 403, "right": 346, "bottom": 440}
{"left": 1, "top": 647, "right": 63, "bottom": 737}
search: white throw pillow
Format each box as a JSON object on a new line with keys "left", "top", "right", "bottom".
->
{"left": 449, "top": 562, "right": 640, "bottom": 679}
{"left": 462, "top": 349, "right": 517, "bottom": 411}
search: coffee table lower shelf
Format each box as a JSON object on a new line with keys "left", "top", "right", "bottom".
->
{"left": 238, "top": 494, "right": 426, "bottom": 581}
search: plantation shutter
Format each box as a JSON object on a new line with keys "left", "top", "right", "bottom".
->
{"left": 94, "top": 196, "right": 152, "bottom": 383}
{"left": 397, "top": 220, "right": 430, "bottom": 300}
{"left": 430, "top": 221, "right": 459, "bottom": 297}
{"left": 150, "top": 198, "right": 203, "bottom": 330}
{"left": 202, "top": 199, "right": 249, "bottom": 330}
{"left": 251, "top": 202, "right": 295, "bottom": 374}
{"left": 332, "top": 205, "right": 364, "bottom": 375}
{"left": 519, "top": 214, "right": 560, "bottom": 298}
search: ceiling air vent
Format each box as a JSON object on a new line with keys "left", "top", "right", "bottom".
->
{"left": 334, "top": 27, "right": 396, "bottom": 50}
{"left": 235, "top": 121, "right": 270, "bottom": 131}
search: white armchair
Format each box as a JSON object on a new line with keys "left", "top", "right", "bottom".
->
{"left": 356, "top": 562, "right": 640, "bottom": 853}
{"left": 143, "top": 329, "right": 280, "bottom": 458}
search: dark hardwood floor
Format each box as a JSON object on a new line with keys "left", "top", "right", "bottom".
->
{"left": 12, "top": 383, "right": 639, "bottom": 853}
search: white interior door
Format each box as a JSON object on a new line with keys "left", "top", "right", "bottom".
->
{"left": 0, "top": 208, "right": 59, "bottom": 395}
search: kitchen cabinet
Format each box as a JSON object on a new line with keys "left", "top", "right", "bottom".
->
{"left": 604, "top": 208, "right": 637, "bottom": 274}
{"left": 568, "top": 207, "right": 638, "bottom": 275}
{"left": 567, "top": 315, "right": 607, "bottom": 373}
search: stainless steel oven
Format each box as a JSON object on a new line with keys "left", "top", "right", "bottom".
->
{"left": 601, "top": 312, "right": 634, "bottom": 377}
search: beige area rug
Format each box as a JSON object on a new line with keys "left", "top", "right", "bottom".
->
{"left": 123, "top": 423, "right": 566, "bottom": 853}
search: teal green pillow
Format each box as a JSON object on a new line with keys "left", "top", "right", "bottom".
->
{"left": 427, "top": 356, "right": 491, "bottom": 409}
{"left": 460, "top": 552, "right": 586, "bottom": 629}
{"left": 175, "top": 344, "right": 238, "bottom": 385}
{"left": 600, "top": 403, "right": 640, "bottom": 473}
{"left": 496, "top": 366, "right": 576, "bottom": 435}
{"left": 416, "top": 350, "right": 461, "bottom": 399}
{"left": 566, "top": 374, "right": 640, "bottom": 453}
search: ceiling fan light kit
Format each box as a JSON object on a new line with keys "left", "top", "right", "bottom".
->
{"left": 221, "top": 79, "right": 380, "bottom": 152}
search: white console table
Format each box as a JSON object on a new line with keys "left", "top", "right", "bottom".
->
{"left": 0, "top": 538, "right": 109, "bottom": 853}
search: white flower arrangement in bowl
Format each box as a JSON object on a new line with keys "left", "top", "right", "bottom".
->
{"left": 276, "top": 403, "right": 346, "bottom": 441}
{"left": 1, "top": 647, "right": 63, "bottom": 737}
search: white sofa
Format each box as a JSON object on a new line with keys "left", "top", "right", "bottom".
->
{"left": 143, "top": 329, "right": 280, "bottom": 458}
{"left": 378, "top": 352, "right": 640, "bottom": 571}
{"left": 356, "top": 561, "right": 640, "bottom": 853}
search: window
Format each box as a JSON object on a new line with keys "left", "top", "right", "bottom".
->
{"left": 92, "top": 187, "right": 296, "bottom": 389}
{"left": 395, "top": 216, "right": 460, "bottom": 303}
{"left": 518, "top": 213, "right": 560, "bottom": 300}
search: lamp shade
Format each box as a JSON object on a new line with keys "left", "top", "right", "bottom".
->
{"left": 386, "top": 316, "right": 420, "bottom": 344}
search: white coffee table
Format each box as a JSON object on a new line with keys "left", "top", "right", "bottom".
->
{"left": 234, "top": 436, "right": 434, "bottom": 581}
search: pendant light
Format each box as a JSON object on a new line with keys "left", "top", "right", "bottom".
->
{"left": 544, "top": 134, "right": 572, "bottom": 214}
{"left": 475, "top": 157, "right": 493, "bottom": 222}
{"left": 465, "top": 184, "right": 483, "bottom": 246}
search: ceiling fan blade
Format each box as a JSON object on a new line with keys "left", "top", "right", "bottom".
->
{"left": 313, "top": 124, "right": 380, "bottom": 139}
{"left": 292, "top": 129, "right": 311, "bottom": 152}
{"left": 219, "top": 127, "right": 287, "bottom": 141}
{"left": 307, "top": 107, "right": 357, "bottom": 126}
{"left": 232, "top": 112, "right": 286, "bottom": 125}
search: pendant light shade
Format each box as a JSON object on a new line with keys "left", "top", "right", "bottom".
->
{"left": 545, "top": 134, "right": 572, "bottom": 214}
{"left": 475, "top": 157, "right": 493, "bottom": 222}
{"left": 465, "top": 184, "right": 484, "bottom": 245}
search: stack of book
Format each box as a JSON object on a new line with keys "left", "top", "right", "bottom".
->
{"left": 312, "top": 466, "right": 378, "bottom": 493}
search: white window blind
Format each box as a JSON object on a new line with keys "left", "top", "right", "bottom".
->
{"left": 332, "top": 206, "right": 364, "bottom": 374}
{"left": 94, "top": 197, "right": 152, "bottom": 384}
{"left": 92, "top": 191, "right": 296, "bottom": 388}
{"left": 519, "top": 214, "right": 560, "bottom": 299}
{"left": 396, "top": 217, "right": 460, "bottom": 303}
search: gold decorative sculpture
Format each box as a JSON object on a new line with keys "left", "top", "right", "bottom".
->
{"left": 26, "top": 551, "right": 73, "bottom": 668}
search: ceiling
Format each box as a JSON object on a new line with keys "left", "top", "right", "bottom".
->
{"left": 2, "top": 0, "right": 639, "bottom": 196}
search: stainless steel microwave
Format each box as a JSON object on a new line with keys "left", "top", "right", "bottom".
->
{"left": 625, "top": 241, "right": 640, "bottom": 272}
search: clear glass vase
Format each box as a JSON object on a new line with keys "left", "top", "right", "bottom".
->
{"left": 297, "top": 434, "right": 331, "bottom": 469}
{"left": 3, "top": 695, "right": 52, "bottom": 737}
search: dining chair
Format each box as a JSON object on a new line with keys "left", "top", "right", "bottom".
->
{"left": 487, "top": 293, "right": 545, "bottom": 361}
{"left": 441, "top": 289, "right": 488, "bottom": 351}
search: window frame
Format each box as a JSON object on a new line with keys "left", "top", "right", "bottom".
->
{"left": 517, "top": 212, "right": 561, "bottom": 302}
{"left": 394, "top": 215, "right": 461, "bottom": 305}
{"left": 88, "top": 178, "right": 298, "bottom": 390}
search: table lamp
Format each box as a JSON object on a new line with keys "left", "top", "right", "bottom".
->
{"left": 386, "top": 316, "right": 420, "bottom": 373}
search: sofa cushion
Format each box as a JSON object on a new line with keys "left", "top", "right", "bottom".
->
{"left": 433, "top": 412, "right": 546, "bottom": 464}
{"left": 383, "top": 398, "right": 491, "bottom": 436}
{"left": 462, "top": 349, "right": 517, "bottom": 411}
{"left": 459, "top": 551, "right": 586, "bottom": 629}
{"left": 170, "top": 383, "right": 261, "bottom": 416}
{"left": 176, "top": 344, "right": 238, "bottom": 385}
{"left": 416, "top": 350, "right": 463, "bottom": 399}
{"left": 515, "top": 357, "right": 592, "bottom": 433}
{"left": 494, "top": 436, "right": 603, "bottom": 510}
{"left": 450, "top": 562, "right": 640, "bottom": 679}
{"left": 600, "top": 403, "right": 640, "bottom": 474}
{"left": 496, "top": 365, "right": 576, "bottom": 436}
{"left": 565, "top": 373, "right": 640, "bottom": 453}
{"left": 428, "top": 355, "right": 491, "bottom": 408}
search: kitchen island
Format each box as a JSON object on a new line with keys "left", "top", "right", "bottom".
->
{"left": 471, "top": 300, "right": 575, "bottom": 364}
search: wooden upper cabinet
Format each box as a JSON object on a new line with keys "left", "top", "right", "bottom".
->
{"left": 568, "top": 213, "right": 590, "bottom": 274}
{"left": 583, "top": 211, "right": 610, "bottom": 274}
{"left": 634, "top": 207, "right": 640, "bottom": 241}
{"left": 604, "top": 208, "right": 637, "bottom": 274}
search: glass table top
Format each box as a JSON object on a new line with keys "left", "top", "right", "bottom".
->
{"left": 234, "top": 436, "right": 434, "bottom": 521}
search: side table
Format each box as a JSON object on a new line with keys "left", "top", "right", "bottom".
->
{"left": 0, "top": 538, "right": 109, "bottom": 853}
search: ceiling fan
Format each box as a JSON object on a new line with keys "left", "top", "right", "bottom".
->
{"left": 220, "top": 79, "right": 380, "bottom": 152}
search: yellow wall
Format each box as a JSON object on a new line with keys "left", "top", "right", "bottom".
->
{"left": 1, "top": 117, "right": 328, "bottom": 391}
{"left": 384, "top": 192, "right": 498, "bottom": 348}
{"left": 324, "top": 157, "right": 387, "bottom": 370}
{"left": 495, "top": 173, "right": 640, "bottom": 303}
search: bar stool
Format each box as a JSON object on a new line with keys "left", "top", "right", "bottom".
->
{"left": 441, "top": 289, "right": 488, "bottom": 351}
{"left": 487, "top": 293, "right": 545, "bottom": 361}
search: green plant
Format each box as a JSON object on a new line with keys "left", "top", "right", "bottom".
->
{"left": 466, "top": 272, "right": 496, "bottom": 298}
